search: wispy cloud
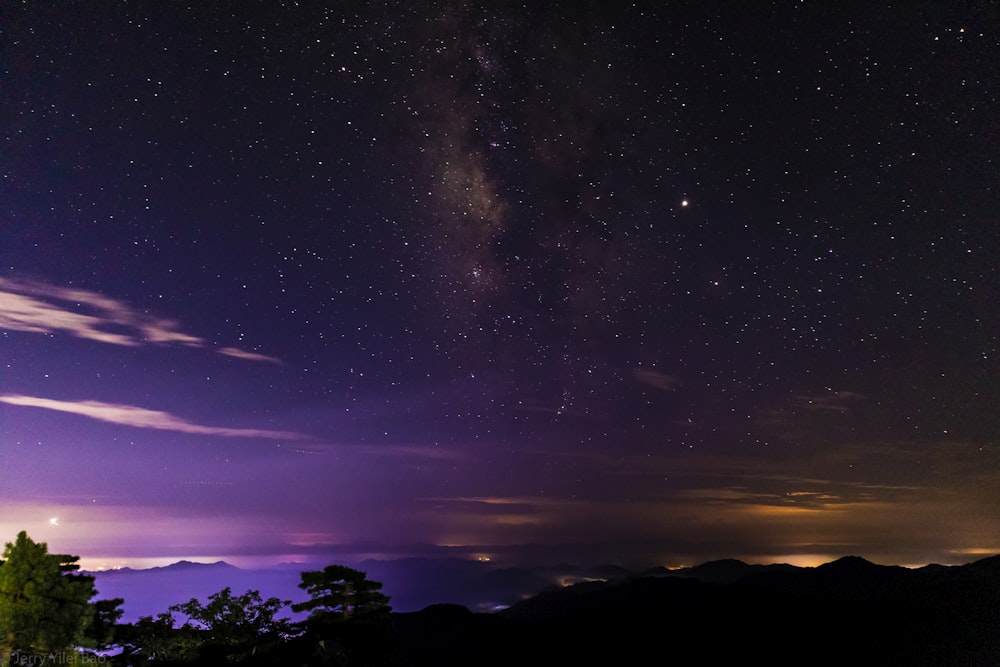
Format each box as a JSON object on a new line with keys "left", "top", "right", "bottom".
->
{"left": 216, "top": 347, "right": 281, "bottom": 364}
{"left": 0, "top": 278, "right": 280, "bottom": 363}
{"left": 0, "top": 394, "right": 307, "bottom": 440}
{"left": 633, "top": 369, "right": 681, "bottom": 391}
{"left": 793, "top": 389, "right": 865, "bottom": 413}
{"left": 433, "top": 496, "right": 548, "bottom": 509}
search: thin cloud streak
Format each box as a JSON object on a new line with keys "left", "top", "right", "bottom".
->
{"left": 632, "top": 369, "right": 682, "bottom": 391}
{"left": 217, "top": 347, "right": 282, "bottom": 364}
{"left": 793, "top": 390, "right": 866, "bottom": 413}
{"left": 0, "top": 395, "right": 307, "bottom": 440}
{"left": 0, "top": 278, "right": 279, "bottom": 363}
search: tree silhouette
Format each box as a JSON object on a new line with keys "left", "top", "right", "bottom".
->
{"left": 171, "top": 587, "right": 293, "bottom": 662}
{"left": 0, "top": 531, "right": 96, "bottom": 663}
{"left": 120, "top": 611, "right": 200, "bottom": 666}
{"left": 291, "top": 565, "right": 392, "bottom": 666}
{"left": 292, "top": 565, "right": 391, "bottom": 622}
{"left": 119, "top": 588, "right": 293, "bottom": 665}
{"left": 82, "top": 596, "right": 125, "bottom": 653}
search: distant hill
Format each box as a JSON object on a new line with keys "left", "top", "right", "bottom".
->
{"left": 87, "top": 561, "right": 304, "bottom": 623}
{"left": 85, "top": 557, "right": 627, "bottom": 622}
{"left": 646, "top": 557, "right": 798, "bottom": 584}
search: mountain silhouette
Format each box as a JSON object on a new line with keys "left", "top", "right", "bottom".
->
{"left": 87, "top": 554, "right": 1000, "bottom": 664}
{"left": 472, "top": 555, "right": 1000, "bottom": 666}
{"left": 661, "top": 557, "right": 798, "bottom": 584}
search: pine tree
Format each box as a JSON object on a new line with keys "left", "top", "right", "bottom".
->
{"left": 292, "top": 565, "right": 393, "bottom": 665}
{"left": 292, "top": 565, "right": 391, "bottom": 621}
{"left": 0, "top": 531, "right": 96, "bottom": 662}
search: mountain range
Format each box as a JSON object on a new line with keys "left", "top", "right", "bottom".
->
{"left": 395, "top": 554, "right": 1000, "bottom": 665}
{"left": 86, "top": 556, "right": 628, "bottom": 622}
{"left": 89, "top": 552, "right": 1000, "bottom": 659}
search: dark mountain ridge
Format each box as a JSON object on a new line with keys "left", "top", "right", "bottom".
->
{"left": 85, "top": 554, "right": 1000, "bottom": 664}
{"left": 461, "top": 554, "right": 1000, "bottom": 666}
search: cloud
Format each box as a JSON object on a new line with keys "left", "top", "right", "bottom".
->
{"left": 217, "top": 347, "right": 282, "bottom": 364}
{"left": 633, "top": 369, "right": 681, "bottom": 391}
{"left": 0, "top": 394, "right": 308, "bottom": 440}
{"left": 793, "top": 389, "right": 865, "bottom": 413}
{"left": 0, "top": 278, "right": 279, "bottom": 363}
{"left": 448, "top": 497, "right": 535, "bottom": 505}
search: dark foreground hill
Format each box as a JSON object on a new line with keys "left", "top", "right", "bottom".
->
{"left": 391, "top": 555, "right": 1000, "bottom": 667}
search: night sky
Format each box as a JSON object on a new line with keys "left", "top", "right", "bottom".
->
{"left": 2, "top": 2, "right": 998, "bottom": 571}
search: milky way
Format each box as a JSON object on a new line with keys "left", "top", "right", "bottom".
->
{"left": 1, "top": 1, "right": 998, "bottom": 569}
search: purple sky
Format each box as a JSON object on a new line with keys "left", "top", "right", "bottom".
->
{"left": 2, "top": 2, "right": 999, "bottom": 571}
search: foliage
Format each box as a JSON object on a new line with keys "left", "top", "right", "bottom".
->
{"left": 0, "top": 536, "right": 398, "bottom": 666}
{"left": 170, "top": 587, "right": 293, "bottom": 661}
{"left": 0, "top": 531, "right": 96, "bottom": 662}
{"left": 291, "top": 566, "right": 393, "bottom": 666}
{"left": 79, "top": 596, "right": 125, "bottom": 658}
{"left": 118, "top": 588, "right": 293, "bottom": 665}
{"left": 118, "top": 611, "right": 201, "bottom": 666}
{"left": 292, "top": 565, "right": 391, "bottom": 622}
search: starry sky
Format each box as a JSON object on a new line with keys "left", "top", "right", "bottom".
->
{"left": 1, "top": 1, "right": 998, "bottom": 571}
